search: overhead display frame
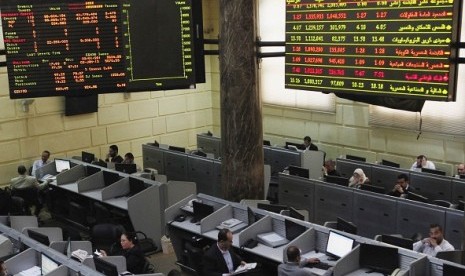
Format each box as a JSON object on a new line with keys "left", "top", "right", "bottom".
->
{"left": 1, "top": 0, "right": 195, "bottom": 99}
{"left": 285, "top": 0, "right": 461, "bottom": 101}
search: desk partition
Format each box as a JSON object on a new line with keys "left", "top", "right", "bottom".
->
{"left": 313, "top": 183, "right": 354, "bottom": 225}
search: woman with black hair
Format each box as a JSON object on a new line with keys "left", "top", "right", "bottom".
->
{"left": 100, "top": 231, "right": 146, "bottom": 274}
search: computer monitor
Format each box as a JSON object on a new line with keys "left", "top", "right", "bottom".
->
{"left": 346, "top": 155, "right": 366, "bottom": 162}
{"left": 325, "top": 230, "right": 355, "bottom": 260}
{"left": 360, "top": 184, "right": 386, "bottom": 194}
{"left": 359, "top": 243, "right": 399, "bottom": 275}
{"left": 443, "top": 263, "right": 465, "bottom": 276}
{"left": 93, "top": 159, "right": 108, "bottom": 167}
{"left": 337, "top": 217, "right": 357, "bottom": 235}
{"left": 288, "top": 165, "right": 309, "bottom": 178}
{"left": 263, "top": 140, "right": 271, "bottom": 146}
{"left": 460, "top": 174, "right": 465, "bottom": 179}
{"left": 81, "top": 151, "right": 95, "bottom": 163}
{"left": 247, "top": 207, "right": 257, "bottom": 225}
{"left": 380, "top": 235, "right": 413, "bottom": 250}
{"left": 169, "top": 146, "right": 186, "bottom": 153}
{"left": 421, "top": 167, "right": 446, "bottom": 176}
{"left": 381, "top": 159, "right": 400, "bottom": 168}
{"left": 86, "top": 166, "right": 101, "bottom": 177}
{"left": 285, "top": 219, "right": 307, "bottom": 241}
{"left": 285, "top": 141, "right": 305, "bottom": 150}
{"left": 192, "top": 201, "right": 214, "bottom": 223}
{"left": 257, "top": 203, "right": 289, "bottom": 214}
{"left": 457, "top": 200, "right": 465, "bottom": 211}
{"left": 55, "top": 159, "right": 70, "bottom": 173}
{"left": 27, "top": 229, "right": 50, "bottom": 246}
{"left": 41, "top": 253, "right": 59, "bottom": 275}
{"left": 128, "top": 177, "right": 147, "bottom": 197}
{"left": 115, "top": 163, "right": 137, "bottom": 174}
{"left": 94, "top": 257, "right": 118, "bottom": 276}
{"left": 407, "top": 192, "right": 429, "bottom": 203}
{"left": 289, "top": 207, "right": 305, "bottom": 221}
{"left": 325, "top": 175, "right": 349, "bottom": 186}
{"left": 102, "top": 171, "right": 122, "bottom": 187}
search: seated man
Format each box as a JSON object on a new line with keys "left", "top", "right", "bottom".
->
{"left": 203, "top": 229, "right": 245, "bottom": 276}
{"left": 105, "top": 145, "right": 124, "bottom": 163}
{"left": 323, "top": 159, "right": 340, "bottom": 177}
{"left": 122, "top": 152, "right": 141, "bottom": 171}
{"left": 413, "top": 224, "right": 454, "bottom": 256}
{"left": 387, "top": 173, "right": 412, "bottom": 197}
{"left": 303, "top": 136, "right": 318, "bottom": 151}
{"left": 278, "top": 246, "right": 322, "bottom": 276}
{"left": 410, "top": 155, "right": 435, "bottom": 171}
{"left": 455, "top": 163, "right": 465, "bottom": 178}
{"left": 31, "top": 150, "right": 51, "bottom": 178}
{"left": 10, "top": 165, "right": 43, "bottom": 215}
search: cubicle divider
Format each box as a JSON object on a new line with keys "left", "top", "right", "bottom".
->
{"left": 278, "top": 173, "right": 464, "bottom": 249}
{"left": 197, "top": 134, "right": 222, "bottom": 158}
{"left": 166, "top": 193, "right": 465, "bottom": 276}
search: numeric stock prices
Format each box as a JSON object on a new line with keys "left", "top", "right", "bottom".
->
{"left": 1, "top": 0, "right": 195, "bottom": 99}
{"left": 285, "top": 0, "right": 461, "bottom": 100}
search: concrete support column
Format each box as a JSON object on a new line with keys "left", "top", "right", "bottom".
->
{"left": 219, "top": 0, "right": 263, "bottom": 201}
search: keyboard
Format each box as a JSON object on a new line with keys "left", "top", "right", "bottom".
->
{"left": 311, "top": 262, "right": 332, "bottom": 270}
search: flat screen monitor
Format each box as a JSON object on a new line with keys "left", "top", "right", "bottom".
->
{"left": 115, "top": 163, "right": 137, "bottom": 174}
{"left": 380, "top": 235, "right": 413, "bottom": 250}
{"left": 359, "top": 243, "right": 399, "bottom": 275}
{"left": 82, "top": 151, "right": 95, "bottom": 163}
{"left": 421, "top": 167, "right": 446, "bottom": 176}
{"left": 289, "top": 207, "right": 305, "bottom": 221}
{"left": 263, "top": 140, "right": 271, "bottom": 146}
{"left": 169, "top": 146, "right": 186, "bottom": 153}
{"left": 192, "top": 201, "right": 214, "bottom": 223}
{"left": 27, "top": 229, "right": 50, "bottom": 246}
{"left": 94, "top": 257, "right": 118, "bottom": 276}
{"left": 93, "top": 159, "right": 108, "bottom": 167}
{"left": 457, "top": 200, "right": 465, "bottom": 211}
{"left": 288, "top": 165, "right": 309, "bottom": 178}
{"left": 346, "top": 155, "right": 366, "bottom": 162}
{"left": 407, "top": 192, "right": 429, "bottom": 203}
{"left": 247, "top": 207, "right": 257, "bottom": 225}
{"left": 325, "top": 230, "right": 355, "bottom": 260}
{"left": 86, "top": 166, "right": 101, "bottom": 177}
{"left": 360, "top": 184, "right": 386, "bottom": 194}
{"left": 285, "top": 141, "right": 305, "bottom": 150}
{"left": 102, "top": 171, "right": 122, "bottom": 187}
{"left": 55, "top": 159, "right": 70, "bottom": 173}
{"left": 381, "top": 159, "right": 400, "bottom": 168}
{"left": 41, "top": 253, "right": 59, "bottom": 275}
{"left": 460, "top": 174, "right": 465, "bottom": 179}
{"left": 443, "top": 263, "right": 465, "bottom": 276}
{"left": 325, "top": 175, "right": 349, "bottom": 186}
{"left": 257, "top": 203, "right": 289, "bottom": 214}
{"left": 337, "top": 217, "right": 357, "bottom": 235}
{"left": 128, "top": 177, "right": 147, "bottom": 197}
{"left": 285, "top": 219, "right": 307, "bottom": 241}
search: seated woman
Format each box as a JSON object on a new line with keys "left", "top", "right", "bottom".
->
{"left": 100, "top": 231, "right": 146, "bottom": 274}
{"left": 348, "top": 168, "right": 369, "bottom": 188}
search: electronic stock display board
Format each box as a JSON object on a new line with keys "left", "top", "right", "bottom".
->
{"left": 1, "top": 0, "right": 195, "bottom": 99}
{"left": 285, "top": 0, "right": 461, "bottom": 101}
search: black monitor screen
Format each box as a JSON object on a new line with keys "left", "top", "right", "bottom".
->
{"left": 192, "top": 201, "right": 214, "bottom": 223}
{"left": 381, "top": 159, "right": 400, "bottom": 168}
{"left": 27, "top": 229, "right": 50, "bottom": 246}
{"left": 289, "top": 207, "right": 305, "bottom": 221}
{"left": 381, "top": 235, "right": 413, "bottom": 250}
{"left": 169, "top": 146, "right": 186, "bottom": 153}
{"left": 407, "top": 192, "right": 429, "bottom": 203}
{"left": 247, "top": 207, "right": 257, "bottom": 225}
{"left": 421, "top": 168, "right": 446, "bottom": 176}
{"left": 285, "top": 219, "right": 307, "bottom": 241}
{"left": 103, "top": 171, "right": 122, "bottom": 187}
{"left": 443, "top": 263, "right": 465, "bottom": 276}
{"left": 288, "top": 165, "right": 309, "bottom": 179}
{"left": 257, "top": 203, "right": 288, "bottom": 214}
{"left": 86, "top": 166, "right": 101, "bottom": 177}
{"left": 325, "top": 175, "right": 349, "bottom": 186}
{"left": 359, "top": 243, "right": 399, "bottom": 275}
{"left": 263, "top": 140, "right": 271, "bottom": 146}
{"left": 94, "top": 257, "right": 118, "bottom": 276}
{"left": 128, "top": 177, "right": 147, "bottom": 197}
{"left": 285, "top": 142, "right": 305, "bottom": 150}
{"left": 82, "top": 151, "right": 95, "bottom": 163}
{"left": 337, "top": 217, "right": 357, "bottom": 235}
{"left": 346, "top": 155, "right": 366, "bottom": 162}
{"left": 360, "top": 184, "right": 386, "bottom": 194}
{"left": 55, "top": 159, "right": 71, "bottom": 173}
{"left": 115, "top": 163, "right": 137, "bottom": 174}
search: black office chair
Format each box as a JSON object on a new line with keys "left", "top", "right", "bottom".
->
{"left": 90, "top": 223, "right": 125, "bottom": 254}
{"left": 11, "top": 187, "right": 41, "bottom": 215}
{"left": 9, "top": 196, "right": 27, "bottom": 215}
{"left": 0, "top": 188, "right": 11, "bottom": 215}
{"left": 182, "top": 242, "right": 205, "bottom": 276}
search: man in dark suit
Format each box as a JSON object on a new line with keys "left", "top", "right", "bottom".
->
{"left": 388, "top": 173, "right": 412, "bottom": 197}
{"left": 303, "top": 136, "right": 318, "bottom": 151}
{"left": 203, "top": 229, "right": 245, "bottom": 276}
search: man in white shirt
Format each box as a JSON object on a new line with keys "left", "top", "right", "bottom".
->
{"left": 31, "top": 150, "right": 51, "bottom": 178}
{"left": 455, "top": 163, "right": 465, "bottom": 178}
{"left": 413, "top": 224, "right": 454, "bottom": 256}
{"left": 410, "top": 155, "right": 435, "bottom": 172}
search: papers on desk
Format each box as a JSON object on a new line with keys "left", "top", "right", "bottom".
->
{"left": 231, "top": 263, "right": 257, "bottom": 275}
{"left": 16, "top": 265, "right": 41, "bottom": 276}
{"left": 41, "top": 174, "right": 56, "bottom": 182}
{"left": 256, "top": 232, "right": 289, "bottom": 248}
{"left": 71, "top": 249, "right": 89, "bottom": 262}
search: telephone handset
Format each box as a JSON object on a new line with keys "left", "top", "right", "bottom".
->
{"left": 243, "top": 239, "right": 258, "bottom": 249}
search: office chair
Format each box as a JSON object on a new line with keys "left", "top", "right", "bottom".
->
{"left": 183, "top": 242, "right": 205, "bottom": 276}
{"left": 11, "top": 187, "right": 40, "bottom": 215}
{"left": 9, "top": 197, "right": 26, "bottom": 215}
{"left": 90, "top": 223, "right": 125, "bottom": 254}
